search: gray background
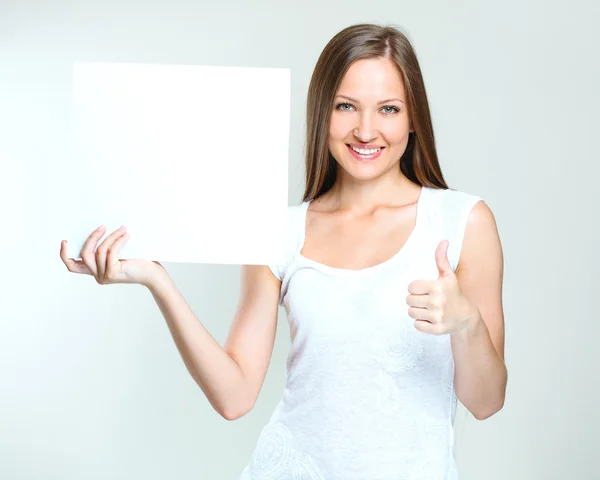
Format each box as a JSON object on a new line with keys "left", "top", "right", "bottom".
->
{"left": 1, "top": 0, "right": 598, "bottom": 478}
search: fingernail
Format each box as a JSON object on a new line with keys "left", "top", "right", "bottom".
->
{"left": 118, "top": 225, "right": 126, "bottom": 231}
{"left": 96, "top": 225, "right": 105, "bottom": 231}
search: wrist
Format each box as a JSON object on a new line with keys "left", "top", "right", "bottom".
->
{"left": 456, "top": 303, "right": 482, "bottom": 336}
{"left": 143, "top": 262, "right": 170, "bottom": 291}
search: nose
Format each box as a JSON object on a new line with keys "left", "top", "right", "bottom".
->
{"left": 353, "top": 112, "right": 377, "bottom": 142}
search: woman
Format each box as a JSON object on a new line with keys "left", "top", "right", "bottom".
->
{"left": 60, "top": 23, "right": 506, "bottom": 480}
{"left": 238, "top": 23, "right": 507, "bottom": 479}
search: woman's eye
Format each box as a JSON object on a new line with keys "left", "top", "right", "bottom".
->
{"left": 335, "top": 102, "right": 353, "bottom": 111}
{"left": 381, "top": 106, "right": 400, "bottom": 115}
{"left": 334, "top": 102, "right": 400, "bottom": 115}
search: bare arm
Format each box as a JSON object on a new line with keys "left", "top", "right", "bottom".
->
{"left": 146, "top": 263, "right": 280, "bottom": 421}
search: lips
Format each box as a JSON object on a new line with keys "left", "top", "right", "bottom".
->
{"left": 346, "top": 144, "right": 384, "bottom": 161}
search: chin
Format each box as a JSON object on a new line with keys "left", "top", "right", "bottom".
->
{"left": 342, "top": 164, "right": 384, "bottom": 181}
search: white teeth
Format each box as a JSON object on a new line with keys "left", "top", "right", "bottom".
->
{"left": 351, "top": 146, "right": 381, "bottom": 155}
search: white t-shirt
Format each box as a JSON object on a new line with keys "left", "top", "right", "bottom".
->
{"left": 240, "top": 185, "right": 483, "bottom": 480}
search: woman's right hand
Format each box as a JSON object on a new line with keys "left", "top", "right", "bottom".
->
{"left": 60, "top": 225, "right": 163, "bottom": 288}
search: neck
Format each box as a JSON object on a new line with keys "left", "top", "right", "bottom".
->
{"left": 325, "top": 177, "right": 421, "bottom": 214}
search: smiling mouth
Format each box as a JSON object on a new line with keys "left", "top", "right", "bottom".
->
{"left": 346, "top": 144, "right": 385, "bottom": 161}
{"left": 347, "top": 144, "right": 384, "bottom": 154}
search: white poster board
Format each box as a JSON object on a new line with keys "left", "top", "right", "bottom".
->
{"left": 61, "top": 61, "right": 289, "bottom": 265}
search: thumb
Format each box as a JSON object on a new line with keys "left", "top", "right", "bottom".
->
{"left": 436, "top": 240, "right": 454, "bottom": 277}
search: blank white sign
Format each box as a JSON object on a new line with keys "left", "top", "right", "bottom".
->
{"left": 63, "top": 61, "right": 289, "bottom": 266}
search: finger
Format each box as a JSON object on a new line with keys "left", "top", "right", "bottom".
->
{"left": 60, "top": 240, "right": 92, "bottom": 275}
{"left": 407, "top": 280, "right": 431, "bottom": 295}
{"left": 96, "top": 226, "right": 127, "bottom": 279}
{"left": 414, "top": 319, "right": 443, "bottom": 336}
{"left": 407, "top": 306, "right": 431, "bottom": 322}
{"left": 406, "top": 293, "right": 430, "bottom": 308}
{"left": 80, "top": 225, "right": 106, "bottom": 277}
{"left": 105, "top": 233, "right": 130, "bottom": 280}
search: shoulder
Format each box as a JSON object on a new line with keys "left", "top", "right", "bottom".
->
{"left": 427, "top": 186, "right": 496, "bottom": 271}
{"left": 427, "top": 186, "right": 489, "bottom": 224}
{"left": 271, "top": 201, "right": 307, "bottom": 267}
{"left": 431, "top": 186, "right": 484, "bottom": 209}
{"left": 439, "top": 187, "right": 495, "bottom": 233}
{"left": 442, "top": 188, "right": 501, "bottom": 274}
{"left": 282, "top": 202, "right": 307, "bottom": 241}
{"left": 458, "top": 194, "right": 502, "bottom": 272}
{"left": 267, "top": 202, "right": 309, "bottom": 300}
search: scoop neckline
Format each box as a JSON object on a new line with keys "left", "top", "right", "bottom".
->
{"left": 295, "top": 185, "right": 428, "bottom": 275}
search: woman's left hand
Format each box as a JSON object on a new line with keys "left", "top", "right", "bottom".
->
{"left": 406, "top": 240, "right": 477, "bottom": 335}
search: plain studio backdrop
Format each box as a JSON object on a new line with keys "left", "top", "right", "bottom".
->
{"left": 1, "top": 0, "right": 598, "bottom": 479}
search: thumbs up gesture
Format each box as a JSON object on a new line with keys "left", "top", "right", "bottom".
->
{"left": 406, "top": 240, "right": 475, "bottom": 335}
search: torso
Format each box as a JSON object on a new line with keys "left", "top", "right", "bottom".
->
{"left": 300, "top": 186, "right": 422, "bottom": 271}
{"left": 240, "top": 185, "right": 484, "bottom": 479}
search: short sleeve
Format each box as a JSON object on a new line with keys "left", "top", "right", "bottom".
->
{"left": 440, "top": 190, "right": 484, "bottom": 272}
{"left": 267, "top": 205, "right": 302, "bottom": 281}
{"left": 268, "top": 263, "right": 283, "bottom": 281}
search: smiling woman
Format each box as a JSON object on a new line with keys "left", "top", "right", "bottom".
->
{"left": 237, "top": 23, "right": 506, "bottom": 480}
{"left": 301, "top": 24, "right": 442, "bottom": 204}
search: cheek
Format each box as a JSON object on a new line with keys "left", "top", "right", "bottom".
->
{"left": 382, "top": 124, "right": 410, "bottom": 145}
{"left": 329, "top": 120, "right": 348, "bottom": 141}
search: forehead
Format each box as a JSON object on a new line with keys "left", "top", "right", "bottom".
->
{"left": 337, "top": 58, "right": 406, "bottom": 99}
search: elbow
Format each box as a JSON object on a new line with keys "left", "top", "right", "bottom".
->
{"left": 473, "top": 410, "right": 494, "bottom": 421}
{"left": 221, "top": 402, "right": 253, "bottom": 421}
{"left": 472, "top": 398, "right": 505, "bottom": 421}
{"left": 198, "top": 388, "right": 249, "bottom": 421}
{"left": 470, "top": 372, "right": 508, "bottom": 421}
{"left": 221, "top": 410, "right": 240, "bottom": 421}
{"left": 220, "top": 394, "right": 255, "bottom": 421}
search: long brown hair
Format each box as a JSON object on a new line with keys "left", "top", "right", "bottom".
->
{"left": 302, "top": 23, "right": 450, "bottom": 202}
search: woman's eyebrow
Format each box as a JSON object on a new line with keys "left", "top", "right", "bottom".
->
{"left": 336, "top": 94, "right": 405, "bottom": 105}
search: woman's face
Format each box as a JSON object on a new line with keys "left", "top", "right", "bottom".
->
{"left": 328, "top": 57, "right": 413, "bottom": 181}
